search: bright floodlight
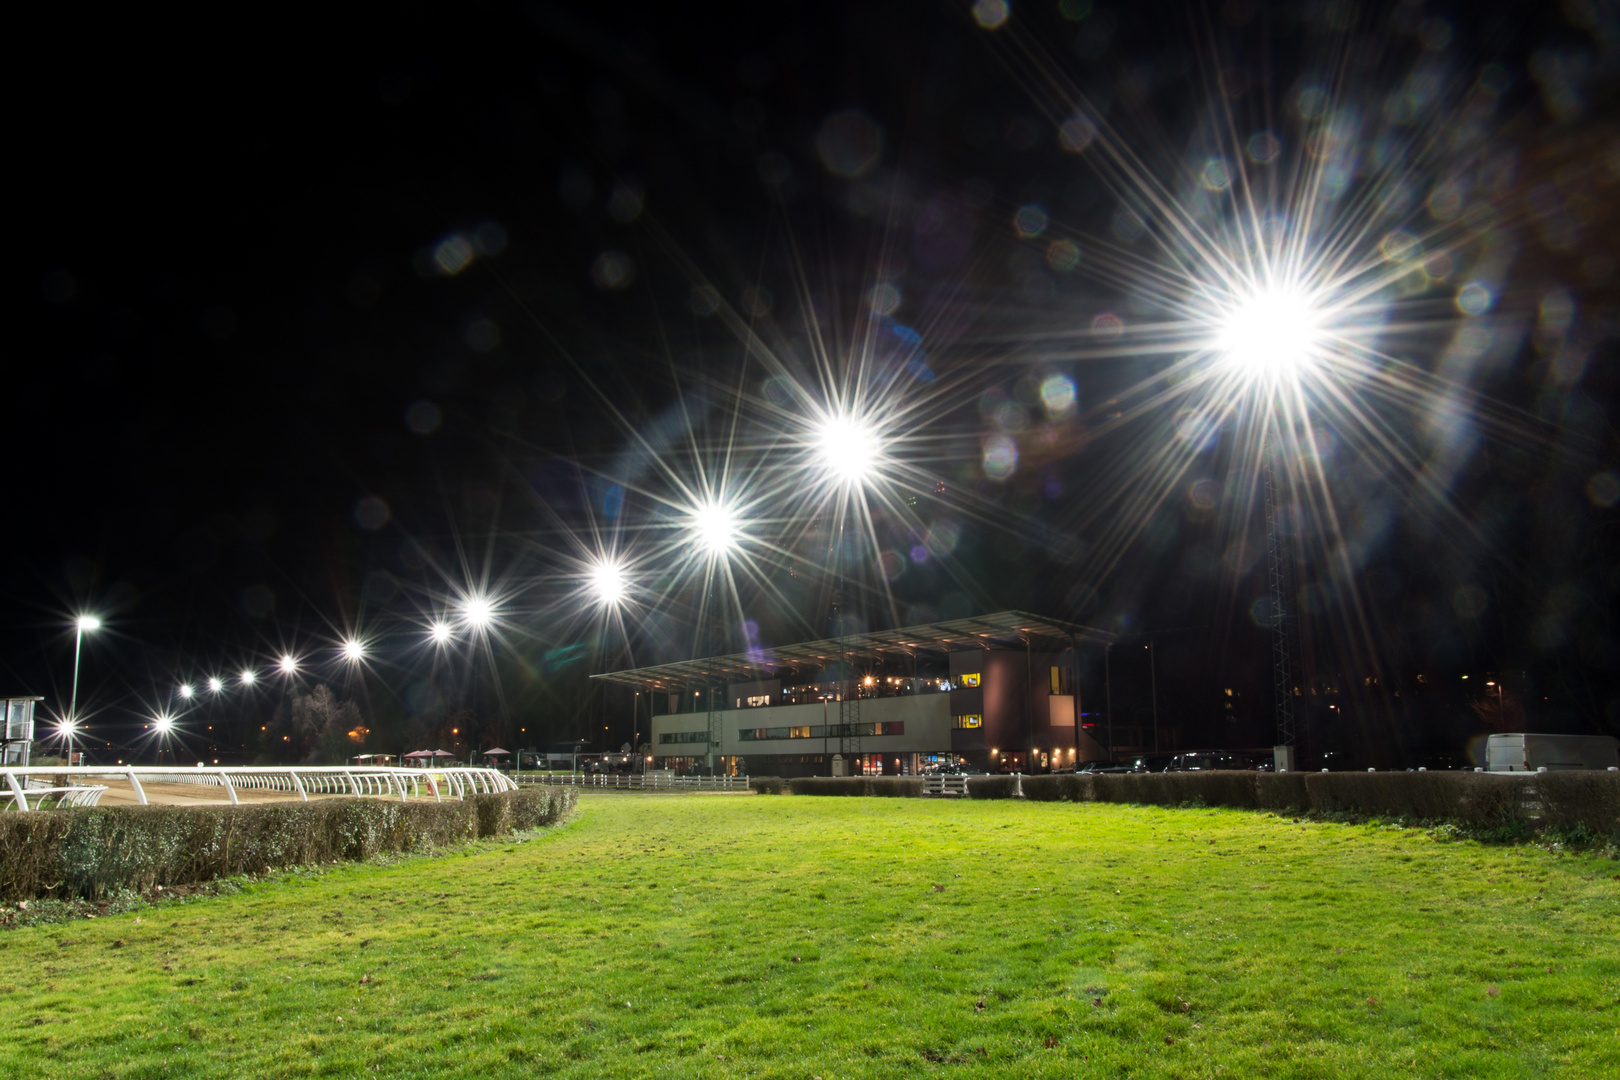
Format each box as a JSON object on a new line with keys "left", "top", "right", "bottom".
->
{"left": 207, "top": 676, "right": 224, "bottom": 694}
{"left": 693, "top": 502, "right": 739, "bottom": 555}
{"left": 1216, "top": 285, "right": 1324, "bottom": 380}
{"left": 589, "top": 560, "right": 628, "bottom": 605}
{"left": 153, "top": 713, "right": 175, "bottom": 734}
{"left": 57, "top": 720, "right": 77, "bottom": 737}
{"left": 278, "top": 654, "right": 298, "bottom": 675}
{"left": 76, "top": 615, "right": 102, "bottom": 632}
{"left": 342, "top": 638, "right": 366, "bottom": 662}
{"left": 428, "top": 621, "right": 453, "bottom": 644}
{"left": 815, "top": 414, "right": 882, "bottom": 486}
{"left": 178, "top": 683, "right": 195, "bottom": 700}
{"left": 239, "top": 669, "right": 257, "bottom": 686}
{"left": 460, "top": 595, "right": 495, "bottom": 628}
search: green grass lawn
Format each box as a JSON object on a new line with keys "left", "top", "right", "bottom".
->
{"left": 2, "top": 794, "right": 1616, "bottom": 1079}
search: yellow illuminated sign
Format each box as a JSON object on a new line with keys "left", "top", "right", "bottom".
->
{"left": 960, "top": 673, "right": 981, "bottom": 687}
{"left": 953, "top": 714, "right": 982, "bottom": 729}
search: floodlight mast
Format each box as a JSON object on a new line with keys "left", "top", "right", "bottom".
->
{"left": 1264, "top": 445, "right": 1297, "bottom": 757}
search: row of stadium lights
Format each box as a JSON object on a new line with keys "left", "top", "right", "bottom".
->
{"left": 55, "top": 287, "right": 1317, "bottom": 748}
{"left": 53, "top": 415, "right": 883, "bottom": 743}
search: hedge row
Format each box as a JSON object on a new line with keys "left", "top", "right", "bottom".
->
{"left": 1008, "top": 771, "right": 1620, "bottom": 837}
{"left": 785, "top": 776, "right": 926, "bottom": 797}
{"left": 0, "top": 787, "right": 576, "bottom": 902}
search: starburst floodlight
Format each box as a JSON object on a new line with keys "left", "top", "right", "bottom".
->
{"left": 278, "top": 654, "right": 299, "bottom": 675}
{"left": 76, "top": 615, "right": 102, "bottom": 633}
{"left": 207, "top": 676, "right": 225, "bottom": 694}
{"left": 178, "top": 683, "right": 195, "bottom": 700}
{"left": 1215, "top": 284, "right": 1325, "bottom": 381}
{"left": 428, "top": 621, "right": 453, "bottom": 644}
{"left": 692, "top": 501, "right": 740, "bottom": 555}
{"left": 814, "top": 413, "right": 883, "bottom": 487}
{"left": 589, "top": 560, "right": 628, "bottom": 605}
{"left": 460, "top": 595, "right": 495, "bottom": 629}
{"left": 342, "top": 638, "right": 366, "bottom": 662}
{"left": 153, "top": 713, "right": 175, "bottom": 734}
{"left": 57, "top": 720, "right": 78, "bottom": 738}
{"left": 239, "top": 668, "right": 256, "bottom": 687}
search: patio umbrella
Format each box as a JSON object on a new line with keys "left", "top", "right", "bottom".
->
{"left": 482, "top": 748, "right": 510, "bottom": 756}
{"left": 402, "top": 750, "right": 433, "bottom": 758}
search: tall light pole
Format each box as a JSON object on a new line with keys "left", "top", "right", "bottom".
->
{"left": 66, "top": 616, "right": 101, "bottom": 755}
{"left": 1214, "top": 282, "right": 1324, "bottom": 772}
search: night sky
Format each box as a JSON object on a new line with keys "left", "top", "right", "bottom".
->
{"left": 11, "top": 1, "right": 1619, "bottom": 766}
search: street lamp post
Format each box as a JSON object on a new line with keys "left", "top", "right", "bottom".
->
{"left": 65, "top": 615, "right": 101, "bottom": 762}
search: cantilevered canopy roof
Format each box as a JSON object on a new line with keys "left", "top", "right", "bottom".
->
{"left": 591, "top": 610, "right": 1115, "bottom": 691}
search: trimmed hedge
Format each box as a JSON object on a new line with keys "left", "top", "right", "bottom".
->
{"left": 966, "top": 776, "right": 1021, "bottom": 799}
{"left": 949, "top": 769, "right": 1618, "bottom": 838}
{"left": 787, "top": 777, "right": 925, "bottom": 797}
{"left": 748, "top": 777, "right": 787, "bottom": 795}
{"left": 0, "top": 787, "right": 576, "bottom": 902}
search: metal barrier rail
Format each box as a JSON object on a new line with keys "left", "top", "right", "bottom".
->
{"left": 0, "top": 766, "right": 515, "bottom": 812}
{"left": 512, "top": 773, "right": 751, "bottom": 792}
{"left": 923, "top": 775, "right": 970, "bottom": 797}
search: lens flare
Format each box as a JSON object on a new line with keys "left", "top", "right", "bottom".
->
{"left": 207, "top": 677, "right": 224, "bottom": 694}
{"left": 692, "top": 502, "right": 740, "bottom": 555}
{"left": 589, "top": 560, "right": 628, "bottom": 605}
{"left": 814, "top": 414, "right": 882, "bottom": 486}
{"left": 1215, "top": 285, "right": 1325, "bottom": 381}
{"left": 239, "top": 669, "right": 257, "bottom": 686}
{"left": 278, "top": 654, "right": 298, "bottom": 675}
{"left": 460, "top": 595, "right": 495, "bottom": 628}
{"left": 153, "top": 713, "right": 175, "bottom": 734}
{"left": 178, "top": 683, "right": 195, "bottom": 700}
{"left": 428, "top": 621, "right": 453, "bottom": 644}
{"left": 342, "top": 638, "right": 366, "bottom": 662}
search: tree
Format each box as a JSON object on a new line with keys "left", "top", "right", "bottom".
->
{"left": 287, "top": 684, "right": 368, "bottom": 764}
{"left": 1470, "top": 688, "right": 1525, "bottom": 733}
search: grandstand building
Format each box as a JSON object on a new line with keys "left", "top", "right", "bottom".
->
{"left": 592, "top": 611, "right": 1115, "bottom": 777}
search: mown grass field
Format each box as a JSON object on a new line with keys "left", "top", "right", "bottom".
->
{"left": 1, "top": 793, "right": 1616, "bottom": 1079}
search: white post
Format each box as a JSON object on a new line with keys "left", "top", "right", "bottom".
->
{"left": 218, "top": 770, "right": 239, "bottom": 806}
{"left": 342, "top": 771, "right": 358, "bottom": 797}
{"left": 126, "top": 766, "right": 148, "bottom": 805}
{"left": 6, "top": 771, "right": 29, "bottom": 812}
{"left": 288, "top": 770, "right": 308, "bottom": 802}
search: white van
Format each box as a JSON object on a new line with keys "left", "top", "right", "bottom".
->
{"left": 1486, "top": 733, "right": 1620, "bottom": 772}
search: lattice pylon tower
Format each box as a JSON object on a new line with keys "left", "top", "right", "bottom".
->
{"left": 704, "top": 581, "right": 724, "bottom": 775}
{"left": 1264, "top": 444, "right": 1296, "bottom": 749}
{"left": 835, "top": 579, "right": 862, "bottom": 768}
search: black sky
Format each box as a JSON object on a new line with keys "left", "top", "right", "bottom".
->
{"left": 10, "top": 1, "right": 1620, "bottom": 762}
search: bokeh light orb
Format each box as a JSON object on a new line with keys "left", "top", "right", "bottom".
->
{"left": 1216, "top": 286, "right": 1323, "bottom": 380}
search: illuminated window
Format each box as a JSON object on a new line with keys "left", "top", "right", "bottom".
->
{"left": 959, "top": 673, "right": 981, "bottom": 688}
{"left": 953, "top": 714, "right": 982, "bottom": 729}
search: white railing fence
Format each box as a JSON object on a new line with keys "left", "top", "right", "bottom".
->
{"left": 513, "top": 772, "right": 750, "bottom": 792}
{"left": 1, "top": 765, "right": 515, "bottom": 812}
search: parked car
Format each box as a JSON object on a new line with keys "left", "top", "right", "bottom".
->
{"left": 1161, "top": 750, "right": 1272, "bottom": 773}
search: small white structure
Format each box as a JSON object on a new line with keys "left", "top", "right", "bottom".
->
{"left": 1486, "top": 733, "right": 1620, "bottom": 772}
{"left": 1, "top": 696, "right": 43, "bottom": 766}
